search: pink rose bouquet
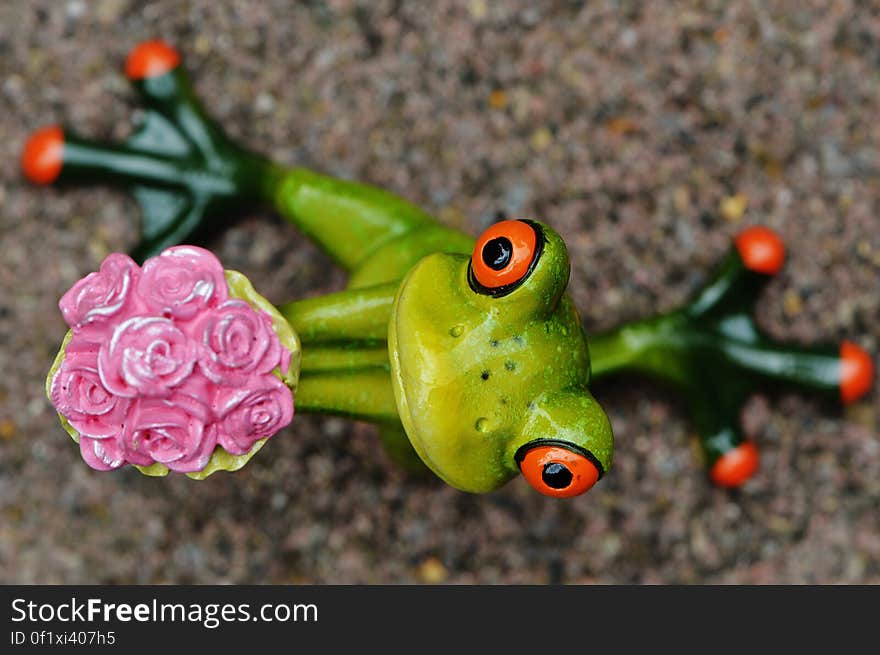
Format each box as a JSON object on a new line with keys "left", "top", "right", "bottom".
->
{"left": 48, "top": 246, "right": 298, "bottom": 475}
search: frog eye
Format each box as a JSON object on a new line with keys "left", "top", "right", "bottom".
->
{"left": 515, "top": 443, "right": 601, "bottom": 498}
{"left": 470, "top": 220, "right": 541, "bottom": 295}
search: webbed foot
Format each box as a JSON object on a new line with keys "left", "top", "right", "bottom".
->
{"left": 21, "top": 40, "right": 274, "bottom": 262}
{"left": 590, "top": 226, "right": 874, "bottom": 487}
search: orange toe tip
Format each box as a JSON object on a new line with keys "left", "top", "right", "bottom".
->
{"left": 21, "top": 125, "right": 64, "bottom": 185}
{"left": 125, "top": 40, "right": 180, "bottom": 80}
{"left": 735, "top": 226, "right": 786, "bottom": 275}
{"left": 840, "top": 340, "right": 874, "bottom": 405}
{"left": 710, "top": 441, "right": 759, "bottom": 488}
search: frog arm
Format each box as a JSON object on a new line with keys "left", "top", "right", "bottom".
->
{"left": 295, "top": 367, "right": 398, "bottom": 423}
{"left": 279, "top": 281, "right": 397, "bottom": 421}
{"left": 278, "top": 280, "right": 427, "bottom": 473}
{"left": 278, "top": 282, "right": 400, "bottom": 422}
{"left": 278, "top": 282, "right": 424, "bottom": 469}
{"left": 278, "top": 283, "right": 398, "bottom": 344}
{"left": 588, "top": 226, "right": 874, "bottom": 486}
{"left": 292, "top": 353, "right": 426, "bottom": 472}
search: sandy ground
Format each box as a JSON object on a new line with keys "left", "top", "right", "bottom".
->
{"left": 1, "top": 0, "right": 878, "bottom": 584}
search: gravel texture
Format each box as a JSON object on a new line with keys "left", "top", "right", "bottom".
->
{"left": 1, "top": 0, "right": 879, "bottom": 584}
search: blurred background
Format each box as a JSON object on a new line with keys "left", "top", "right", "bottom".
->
{"left": 1, "top": 0, "right": 878, "bottom": 583}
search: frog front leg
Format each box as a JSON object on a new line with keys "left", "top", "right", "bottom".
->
{"left": 279, "top": 282, "right": 428, "bottom": 473}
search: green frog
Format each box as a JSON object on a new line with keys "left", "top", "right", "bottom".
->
{"left": 269, "top": 176, "right": 612, "bottom": 496}
{"left": 25, "top": 41, "right": 874, "bottom": 497}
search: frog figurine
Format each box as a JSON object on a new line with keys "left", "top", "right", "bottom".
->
{"left": 25, "top": 41, "right": 875, "bottom": 498}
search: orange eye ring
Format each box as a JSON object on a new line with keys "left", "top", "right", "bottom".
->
{"left": 470, "top": 220, "right": 541, "bottom": 295}
{"left": 515, "top": 442, "right": 602, "bottom": 498}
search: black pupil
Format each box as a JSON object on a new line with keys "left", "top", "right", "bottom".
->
{"left": 482, "top": 237, "right": 512, "bottom": 270}
{"left": 542, "top": 462, "right": 573, "bottom": 489}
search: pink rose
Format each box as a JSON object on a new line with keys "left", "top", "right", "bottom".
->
{"left": 212, "top": 375, "right": 293, "bottom": 454}
{"left": 50, "top": 347, "right": 131, "bottom": 438}
{"left": 167, "top": 373, "right": 215, "bottom": 424}
{"left": 59, "top": 253, "right": 139, "bottom": 328}
{"left": 197, "top": 300, "right": 284, "bottom": 386}
{"left": 122, "top": 398, "right": 216, "bottom": 472}
{"left": 79, "top": 436, "right": 128, "bottom": 471}
{"left": 98, "top": 316, "right": 196, "bottom": 397}
{"left": 137, "top": 246, "right": 228, "bottom": 320}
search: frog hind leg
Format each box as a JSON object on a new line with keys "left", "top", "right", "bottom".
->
{"left": 588, "top": 225, "right": 874, "bottom": 487}
{"left": 270, "top": 167, "right": 474, "bottom": 286}
{"left": 24, "top": 40, "right": 474, "bottom": 279}
{"left": 21, "top": 40, "right": 277, "bottom": 262}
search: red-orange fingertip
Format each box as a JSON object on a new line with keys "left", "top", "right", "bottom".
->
{"left": 125, "top": 40, "right": 180, "bottom": 80}
{"left": 518, "top": 445, "right": 600, "bottom": 498}
{"left": 21, "top": 125, "right": 64, "bottom": 185}
{"left": 471, "top": 220, "right": 538, "bottom": 291}
{"left": 840, "top": 340, "right": 874, "bottom": 405}
{"left": 710, "top": 441, "right": 759, "bottom": 488}
{"left": 735, "top": 226, "right": 785, "bottom": 275}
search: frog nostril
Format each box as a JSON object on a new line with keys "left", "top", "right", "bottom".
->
{"left": 482, "top": 237, "right": 512, "bottom": 270}
{"left": 542, "top": 462, "right": 573, "bottom": 489}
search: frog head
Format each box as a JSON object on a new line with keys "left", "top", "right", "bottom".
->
{"left": 388, "top": 220, "right": 613, "bottom": 497}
